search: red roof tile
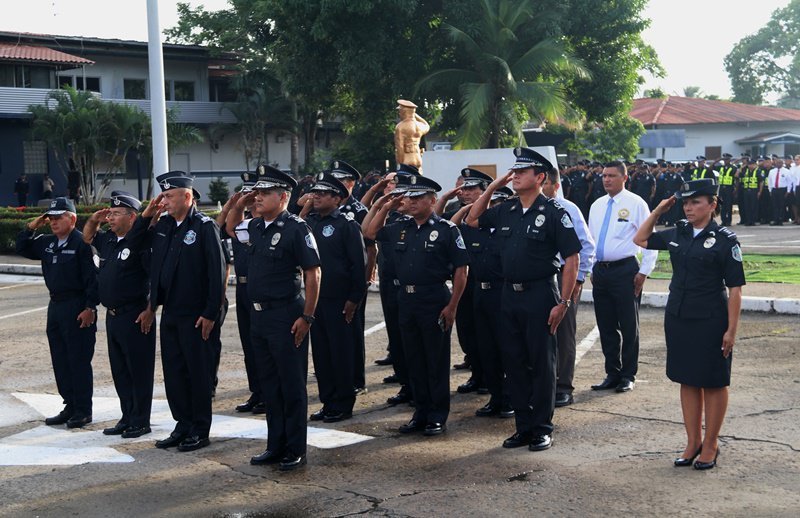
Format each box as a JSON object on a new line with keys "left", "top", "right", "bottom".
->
{"left": 631, "top": 96, "right": 800, "bottom": 126}
{"left": 0, "top": 44, "right": 94, "bottom": 65}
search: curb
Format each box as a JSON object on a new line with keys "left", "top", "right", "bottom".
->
{"left": 2, "top": 264, "right": 798, "bottom": 315}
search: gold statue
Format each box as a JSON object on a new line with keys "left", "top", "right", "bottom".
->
{"left": 394, "top": 99, "right": 430, "bottom": 173}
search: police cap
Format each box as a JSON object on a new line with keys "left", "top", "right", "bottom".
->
{"left": 676, "top": 178, "right": 720, "bottom": 199}
{"left": 491, "top": 186, "right": 514, "bottom": 201}
{"left": 330, "top": 160, "right": 361, "bottom": 181}
{"left": 109, "top": 190, "right": 141, "bottom": 211}
{"left": 309, "top": 171, "right": 349, "bottom": 199}
{"left": 239, "top": 171, "right": 257, "bottom": 193}
{"left": 404, "top": 174, "right": 441, "bottom": 197}
{"left": 511, "top": 147, "right": 554, "bottom": 171}
{"left": 156, "top": 170, "right": 194, "bottom": 191}
{"left": 45, "top": 196, "right": 76, "bottom": 216}
{"left": 460, "top": 168, "right": 492, "bottom": 189}
{"left": 396, "top": 163, "right": 420, "bottom": 176}
{"left": 253, "top": 164, "right": 298, "bottom": 191}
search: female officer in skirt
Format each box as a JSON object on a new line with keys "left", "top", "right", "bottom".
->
{"left": 634, "top": 178, "right": 745, "bottom": 470}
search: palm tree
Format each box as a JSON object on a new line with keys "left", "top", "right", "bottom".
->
{"left": 416, "top": 0, "right": 589, "bottom": 149}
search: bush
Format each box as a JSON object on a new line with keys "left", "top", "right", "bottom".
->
{"left": 208, "top": 177, "right": 230, "bottom": 205}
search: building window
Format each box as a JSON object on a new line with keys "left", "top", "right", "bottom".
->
{"left": 57, "top": 75, "right": 101, "bottom": 92}
{"left": 124, "top": 79, "right": 147, "bottom": 100}
{"left": 173, "top": 81, "right": 195, "bottom": 101}
{"left": 209, "top": 78, "right": 235, "bottom": 102}
{"left": 0, "top": 65, "right": 54, "bottom": 88}
{"left": 23, "top": 141, "right": 48, "bottom": 175}
{"left": 704, "top": 146, "right": 721, "bottom": 161}
{"left": 786, "top": 143, "right": 800, "bottom": 157}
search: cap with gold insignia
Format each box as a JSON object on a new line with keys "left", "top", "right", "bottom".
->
{"left": 309, "top": 171, "right": 348, "bottom": 198}
{"left": 397, "top": 163, "right": 420, "bottom": 176}
{"left": 460, "top": 168, "right": 492, "bottom": 189}
{"left": 109, "top": 190, "right": 141, "bottom": 211}
{"left": 156, "top": 170, "right": 194, "bottom": 191}
{"left": 676, "top": 178, "right": 719, "bottom": 199}
{"left": 44, "top": 197, "right": 76, "bottom": 216}
{"left": 253, "top": 164, "right": 298, "bottom": 191}
{"left": 404, "top": 174, "right": 442, "bottom": 198}
{"left": 330, "top": 160, "right": 361, "bottom": 181}
{"left": 239, "top": 171, "right": 257, "bottom": 193}
{"left": 510, "top": 147, "right": 554, "bottom": 171}
{"left": 490, "top": 186, "right": 514, "bottom": 201}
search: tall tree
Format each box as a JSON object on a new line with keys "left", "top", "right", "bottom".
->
{"left": 416, "top": 0, "right": 589, "bottom": 149}
{"left": 725, "top": 0, "right": 800, "bottom": 106}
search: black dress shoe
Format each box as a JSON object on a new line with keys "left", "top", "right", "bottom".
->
{"left": 155, "top": 431, "right": 187, "bottom": 449}
{"left": 66, "top": 415, "right": 92, "bottom": 429}
{"left": 309, "top": 408, "right": 327, "bottom": 421}
{"left": 374, "top": 355, "right": 393, "bottom": 366}
{"left": 102, "top": 421, "right": 129, "bottom": 435}
{"left": 475, "top": 403, "right": 500, "bottom": 417}
{"left": 453, "top": 359, "right": 471, "bottom": 370}
{"left": 45, "top": 409, "right": 72, "bottom": 426}
{"left": 235, "top": 399, "right": 257, "bottom": 412}
{"left": 398, "top": 419, "right": 426, "bottom": 434}
{"left": 555, "top": 393, "right": 574, "bottom": 407}
{"left": 499, "top": 404, "right": 515, "bottom": 418}
{"left": 457, "top": 378, "right": 479, "bottom": 394}
{"left": 177, "top": 435, "right": 210, "bottom": 452}
{"left": 382, "top": 374, "right": 400, "bottom": 384}
{"left": 674, "top": 446, "right": 702, "bottom": 467}
{"left": 616, "top": 380, "right": 635, "bottom": 393}
{"left": 423, "top": 422, "right": 445, "bottom": 436}
{"left": 694, "top": 448, "right": 719, "bottom": 470}
{"left": 251, "top": 401, "right": 267, "bottom": 414}
{"left": 279, "top": 454, "right": 307, "bottom": 471}
{"left": 476, "top": 387, "right": 490, "bottom": 395}
{"left": 529, "top": 434, "right": 553, "bottom": 451}
{"left": 121, "top": 426, "right": 151, "bottom": 439}
{"left": 323, "top": 411, "right": 352, "bottom": 423}
{"left": 591, "top": 377, "right": 620, "bottom": 390}
{"left": 250, "top": 449, "right": 284, "bottom": 465}
{"left": 503, "top": 432, "right": 533, "bottom": 448}
{"left": 387, "top": 390, "right": 412, "bottom": 405}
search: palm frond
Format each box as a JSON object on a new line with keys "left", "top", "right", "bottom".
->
{"left": 455, "top": 83, "right": 493, "bottom": 149}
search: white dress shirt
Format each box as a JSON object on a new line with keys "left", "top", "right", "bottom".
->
{"left": 588, "top": 188, "right": 657, "bottom": 276}
{"left": 555, "top": 194, "right": 595, "bottom": 282}
{"left": 767, "top": 167, "right": 792, "bottom": 191}
{"left": 788, "top": 164, "right": 800, "bottom": 193}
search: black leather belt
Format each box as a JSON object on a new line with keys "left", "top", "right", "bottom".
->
{"left": 399, "top": 283, "right": 444, "bottom": 294}
{"left": 594, "top": 256, "right": 637, "bottom": 269}
{"left": 252, "top": 294, "right": 301, "bottom": 311}
{"left": 505, "top": 276, "right": 556, "bottom": 292}
{"left": 107, "top": 300, "right": 147, "bottom": 316}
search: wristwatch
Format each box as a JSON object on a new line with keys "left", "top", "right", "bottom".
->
{"left": 301, "top": 314, "right": 315, "bottom": 325}
{"left": 557, "top": 299, "right": 572, "bottom": 308}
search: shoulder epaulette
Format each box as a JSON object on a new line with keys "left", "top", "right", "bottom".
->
{"left": 717, "top": 226, "right": 737, "bottom": 241}
{"left": 547, "top": 198, "right": 564, "bottom": 210}
{"left": 195, "top": 213, "right": 214, "bottom": 224}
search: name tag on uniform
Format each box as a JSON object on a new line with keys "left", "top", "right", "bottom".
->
{"left": 669, "top": 242, "right": 679, "bottom": 247}
{"left": 61, "top": 249, "right": 76, "bottom": 255}
{"left": 52, "top": 256, "right": 58, "bottom": 264}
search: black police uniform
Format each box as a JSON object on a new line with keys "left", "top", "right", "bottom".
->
{"left": 477, "top": 195, "right": 581, "bottom": 437}
{"left": 305, "top": 207, "right": 367, "bottom": 417}
{"left": 589, "top": 171, "right": 606, "bottom": 207}
{"left": 209, "top": 227, "right": 232, "bottom": 394}
{"left": 646, "top": 221, "right": 745, "bottom": 387}
{"left": 569, "top": 167, "right": 590, "bottom": 219}
{"left": 92, "top": 214, "right": 155, "bottom": 431}
{"left": 17, "top": 225, "right": 98, "bottom": 421}
{"left": 377, "top": 214, "right": 470, "bottom": 427}
{"left": 665, "top": 171, "right": 685, "bottom": 225}
{"left": 147, "top": 205, "right": 225, "bottom": 441}
{"left": 633, "top": 171, "right": 656, "bottom": 208}
{"left": 758, "top": 166, "right": 771, "bottom": 224}
{"left": 247, "top": 210, "right": 321, "bottom": 459}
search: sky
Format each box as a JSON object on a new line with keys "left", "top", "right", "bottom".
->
{"left": 0, "top": 0, "right": 793, "bottom": 101}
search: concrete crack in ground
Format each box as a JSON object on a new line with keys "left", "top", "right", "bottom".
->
{"left": 740, "top": 407, "right": 797, "bottom": 418}
{"left": 720, "top": 434, "right": 799, "bottom": 452}
{"left": 568, "top": 407, "right": 684, "bottom": 426}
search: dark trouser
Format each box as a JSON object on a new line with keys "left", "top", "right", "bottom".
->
{"left": 46, "top": 298, "right": 95, "bottom": 417}
{"left": 235, "top": 283, "right": 261, "bottom": 402}
{"left": 398, "top": 284, "right": 451, "bottom": 424}
{"left": 720, "top": 185, "right": 734, "bottom": 225}
{"left": 41, "top": 191, "right": 53, "bottom": 199}
{"left": 743, "top": 190, "right": 758, "bottom": 225}
{"left": 250, "top": 297, "right": 308, "bottom": 457}
{"left": 759, "top": 188, "right": 771, "bottom": 223}
{"left": 160, "top": 312, "right": 213, "bottom": 437}
{"left": 311, "top": 297, "right": 356, "bottom": 414}
{"left": 591, "top": 257, "right": 641, "bottom": 382}
{"left": 209, "top": 297, "right": 229, "bottom": 390}
{"left": 555, "top": 273, "right": 581, "bottom": 395}
{"left": 352, "top": 292, "right": 367, "bottom": 389}
{"left": 455, "top": 278, "right": 481, "bottom": 383}
{"left": 771, "top": 187, "right": 787, "bottom": 223}
{"left": 501, "top": 278, "right": 559, "bottom": 436}
{"left": 380, "top": 278, "right": 408, "bottom": 386}
{"left": 106, "top": 304, "right": 155, "bottom": 428}
{"left": 17, "top": 193, "right": 26, "bottom": 206}
{"left": 473, "top": 281, "right": 507, "bottom": 405}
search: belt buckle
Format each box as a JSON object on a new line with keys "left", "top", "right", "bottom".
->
{"left": 512, "top": 283, "right": 524, "bottom": 292}
{"left": 109, "top": 308, "right": 117, "bottom": 316}
{"left": 393, "top": 279, "right": 400, "bottom": 286}
{"left": 253, "top": 302, "right": 263, "bottom": 311}
{"left": 481, "top": 282, "right": 491, "bottom": 290}
{"left": 405, "top": 285, "right": 416, "bottom": 294}
{"left": 238, "top": 276, "right": 247, "bottom": 283}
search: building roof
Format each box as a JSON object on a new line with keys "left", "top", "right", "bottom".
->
{"left": 631, "top": 96, "right": 800, "bottom": 126}
{"left": 735, "top": 132, "right": 800, "bottom": 145}
{"left": 0, "top": 43, "right": 94, "bottom": 65}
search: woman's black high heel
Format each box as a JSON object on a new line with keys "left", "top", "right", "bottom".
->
{"left": 674, "top": 445, "right": 702, "bottom": 467}
{"left": 693, "top": 448, "right": 719, "bottom": 470}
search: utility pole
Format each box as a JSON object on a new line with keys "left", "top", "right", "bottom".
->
{"left": 146, "top": 0, "right": 169, "bottom": 192}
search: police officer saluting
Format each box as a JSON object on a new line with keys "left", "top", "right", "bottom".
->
{"left": 365, "top": 174, "right": 470, "bottom": 436}
{"left": 466, "top": 147, "right": 581, "bottom": 452}
{"left": 227, "top": 165, "right": 321, "bottom": 471}
{"left": 83, "top": 191, "right": 155, "bottom": 438}
{"left": 305, "top": 172, "right": 367, "bottom": 423}
{"left": 17, "top": 197, "right": 98, "bottom": 428}
{"left": 143, "top": 171, "right": 226, "bottom": 452}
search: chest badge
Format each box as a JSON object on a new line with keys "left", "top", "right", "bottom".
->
{"left": 322, "top": 225, "right": 335, "bottom": 237}
{"left": 429, "top": 230, "right": 439, "bottom": 241}
{"left": 119, "top": 248, "right": 131, "bottom": 260}
{"left": 276, "top": 220, "right": 285, "bottom": 228}
{"left": 618, "top": 208, "right": 630, "bottom": 219}
{"left": 534, "top": 214, "right": 546, "bottom": 227}
{"left": 347, "top": 212, "right": 355, "bottom": 220}
{"left": 271, "top": 233, "right": 282, "bottom": 246}
{"left": 703, "top": 237, "right": 716, "bottom": 249}
{"left": 183, "top": 230, "right": 196, "bottom": 245}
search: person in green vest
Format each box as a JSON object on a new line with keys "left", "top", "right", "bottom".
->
{"left": 716, "top": 153, "right": 737, "bottom": 225}
{"left": 740, "top": 159, "right": 760, "bottom": 226}
{"left": 692, "top": 156, "right": 714, "bottom": 180}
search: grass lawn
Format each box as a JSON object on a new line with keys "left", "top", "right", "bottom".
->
{"left": 649, "top": 252, "right": 800, "bottom": 284}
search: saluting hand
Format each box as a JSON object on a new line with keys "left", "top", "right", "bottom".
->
{"left": 291, "top": 317, "right": 310, "bottom": 347}
{"left": 90, "top": 208, "right": 111, "bottom": 223}
{"left": 489, "top": 171, "right": 514, "bottom": 190}
{"left": 652, "top": 195, "right": 677, "bottom": 217}
{"left": 235, "top": 191, "right": 256, "bottom": 210}
{"left": 196, "top": 316, "right": 215, "bottom": 341}
{"left": 27, "top": 214, "right": 48, "bottom": 231}
{"left": 142, "top": 194, "right": 165, "bottom": 218}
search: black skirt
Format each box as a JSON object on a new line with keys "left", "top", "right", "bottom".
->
{"left": 664, "top": 311, "right": 732, "bottom": 388}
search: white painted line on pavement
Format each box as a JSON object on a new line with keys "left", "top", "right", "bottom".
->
{"left": 0, "top": 306, "right": 47, "bottom": 321}
{"left": 0, "top": 284, "right": 30, "bottom": 290}
{"left": 575, "top": 325, "right": 600, "bottom": 366}
{"left": 364, "top": 321, "right": 386, "bottom": 336}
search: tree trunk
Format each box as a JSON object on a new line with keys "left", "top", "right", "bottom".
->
{"left": 304, "top": 110, "right": 318, "bottom": 166}
{"left": 290, "top": 102, "right": 299, "bottom": 174}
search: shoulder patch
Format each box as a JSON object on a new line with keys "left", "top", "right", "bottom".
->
{"left": 731, "top": 244, "right": 743, "bottom": 262}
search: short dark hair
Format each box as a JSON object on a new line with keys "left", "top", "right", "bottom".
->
{"left": 546, "top": 169, "right": 560, "bottom": 186}
{"left": 604, "top": 160, "right": 627, "bottom": 176}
